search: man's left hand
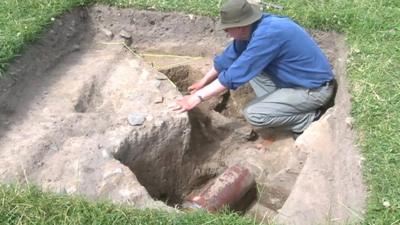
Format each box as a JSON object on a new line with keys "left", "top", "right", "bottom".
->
{"left": 173, "top": 95, "right": 202, "bottom": 113}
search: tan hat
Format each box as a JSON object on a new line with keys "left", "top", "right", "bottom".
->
{"left": 216, "top": 0, "right": 262, "bottom": 30}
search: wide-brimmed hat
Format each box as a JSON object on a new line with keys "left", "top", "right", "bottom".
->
{"left": 216, "top": 0, "right": 262, "bottom": 30}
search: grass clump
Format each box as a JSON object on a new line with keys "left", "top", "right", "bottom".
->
{"left": 0, "top": 0, "right": 92, "bottom": 75}
{"left": 99, "top": 0, "right": 220, "bottom": 16}
{"left": 0, "top": 185, "right": 256, "bottom": 225}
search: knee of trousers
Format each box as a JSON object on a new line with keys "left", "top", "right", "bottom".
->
{"left": 243, "top": 104, "right": 276, "bottom": 127}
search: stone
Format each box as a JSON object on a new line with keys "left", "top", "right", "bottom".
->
{"left": 155, "top": 73, "right": 168, "bottom": 80}
{"left": 49, "top": 143, "right": 59, "bottom": 151}
{"left": 154, "top": 96, "right": 164, "bottom": 104}
{"left": 383, "top": 201, "right": 391, "bottom": 208}
{"left": 153, "top": 80, "right": 162, "bottom": 88}
{"left": 101, "top": 28, "right": 114, "bottom": 40}
{"left": 72, "top": 44, "right": 80, "bottom": 51}
{"left": 119, "top": 29, "right": 131, "bottom": 39}
{"left": 234, "top": 125, "right": 258, "bottom": 141}
{"left": 128, "top": 113, "right": 146, "bottom": 126}
{"left": 146, "top": 115, "right": 154, "bottom": 121}
{"left": 345, "top": 116, "right": 354, "bottom": 129}
{"left": 65, "top": 186, "right": 77, "bottom": 194}
{"left": 101, "top": 149, "right": 109, "bottom": 158}
{"left": 154, "top": 119, "right": 165, "bottom": 127}
{"left": 103, "top": 168, "right": 123, "bottom": 179}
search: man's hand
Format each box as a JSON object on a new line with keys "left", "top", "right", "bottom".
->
{"left": 188, "top": 67, "right": 219, "bottom": 94}
{"left": 173, "top": 74, "right": 227, "bottom": 113}
{"left": 188, "top": 79, "right": 207, "bottom": 94}
{"left": 173, "top": 94, "right": 202, "bottom": 113}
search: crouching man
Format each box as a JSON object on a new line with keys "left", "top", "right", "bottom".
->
{"left": 174, "top": 0, "right": 334, "bottom": 136}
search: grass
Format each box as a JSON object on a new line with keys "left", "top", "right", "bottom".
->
{"left": 0, "top": 185, "right": 255, "bottom": 225}
{"left": 0, "top": 0, "right": 399, "bottom": 224}
{"left": 0, "top": 0, "right": 90, "bottom": 75}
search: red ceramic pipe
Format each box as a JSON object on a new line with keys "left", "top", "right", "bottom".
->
{"left": 183, "top": 164, "right": 255, "bottom": 212}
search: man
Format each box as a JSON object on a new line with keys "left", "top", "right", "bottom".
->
{"left": 174, "top": 0, "right": 334, "bottom": 136}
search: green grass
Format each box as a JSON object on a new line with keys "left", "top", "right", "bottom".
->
{"left": 0, "top": 0, "right": 92, "bottom": 75}
{"left": 0, "top": 185, "right": 256, "bottom": 225}
{"left": 0, "top": 0, "right": 399, "bottom": 224}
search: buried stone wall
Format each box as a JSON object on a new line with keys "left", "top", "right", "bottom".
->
{"left": 0, "top": 7, "right": 192, "bottom": 209}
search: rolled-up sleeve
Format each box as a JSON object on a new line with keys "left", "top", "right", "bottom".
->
{"left": 218, "top": 32, "right": 282, "bottom": 90}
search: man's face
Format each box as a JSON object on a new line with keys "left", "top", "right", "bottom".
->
{"left": 224, "top": 26, "right": 251, "bottom": 40}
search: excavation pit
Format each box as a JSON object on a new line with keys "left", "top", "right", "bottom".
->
{"left": 0, "top": 5, "right": 365, "bottom": 225}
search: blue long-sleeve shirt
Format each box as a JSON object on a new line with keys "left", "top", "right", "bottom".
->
{"left": 214, "top": 13, "right": 333, "bottom": 90}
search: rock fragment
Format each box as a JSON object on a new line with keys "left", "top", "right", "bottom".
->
{"left": 345, "top": 117, "right": 354, "bottom": 129}
{"left": 383, "top": 201, "right": 391, "bottom": 208}
{"left": 155, "top": 73, "right": 168, "bottom": 80}
{"left": 101, "top": 28, "right": 114, "bottom": 40}
{"left": 128, "top": 113, "right": 146, "bottom": 126}
{"left": 101, "top": 150, "right": 109, "bottom": 158}
{"left": 103, "top": 168, "right": 123, "bottom": 179}
{"left": 234, "top": 125, "right": 258, "bottom": 141}
{"left": 154, "top": 96, "right": 164, "bottom": 104}
{"left": 72, "top": 44, "right": 80, "bottom": 51}
{"left": 49, "top": 143, "right": 59, "bottom": 151}
{"left": 119, "top": 29, "right": 131, "bottom": 39}
{"left": 153, "top": 80, "right": 162, "bottom": 88}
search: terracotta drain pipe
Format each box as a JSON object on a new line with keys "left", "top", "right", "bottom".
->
{"left": 182, "top": 164, "right": 255, "bottom": 212}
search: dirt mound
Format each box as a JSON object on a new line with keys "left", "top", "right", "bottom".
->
{"left": 0, "top": 5, "right": 365, "bottom": 225}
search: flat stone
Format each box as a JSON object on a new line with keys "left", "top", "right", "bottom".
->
{"left": 119, "top": 29, "right": 131, "bottom": 39}
{"left": 49, "top": 143, "right": 59, "bottom": 151}
{"left": 128, "top": 113, "right": 146, "bottom": 126}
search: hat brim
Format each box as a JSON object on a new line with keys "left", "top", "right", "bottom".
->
{"left": 216, "top": 4, "right": 262, "bottom": 31}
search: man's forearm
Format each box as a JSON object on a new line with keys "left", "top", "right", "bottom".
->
{"left": 202, "top": 66, "right": 220, "bottom": 84}
{"left": 174, "top": 71, "right": 227, "bottom": 113}
{"left": 195, "top": 78, "right": 227, "bottom": 101}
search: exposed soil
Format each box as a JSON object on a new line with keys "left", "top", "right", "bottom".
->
{"left": 0, "top": 5, "right": 365, "bottom": 225}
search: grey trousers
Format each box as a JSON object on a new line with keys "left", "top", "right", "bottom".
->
{"left": 243, "top": 73, "right": 334, "bottom": 133}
